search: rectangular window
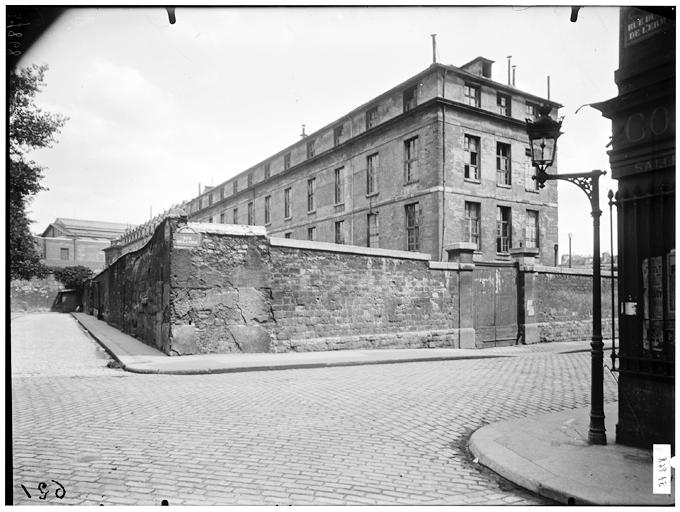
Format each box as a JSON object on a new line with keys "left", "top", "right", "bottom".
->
{"left": 220, "top": 212, "right": 226, "bottom": 224}
{"left": 284, "top": 187, "right": 292, "bottom": 218}
{"left": 405, "top": 203, "right": 419, "bottom": 251}
{"left": 403, "top": 85, "right": 417, "bottom": 112}
{"left": 464, "top": 134, "right": 481, "bottom": 181}
{"left": 526, "top": 102, "right": 539, "bottom": 118}
{"left": 307, "top": 139, "right": 315, "bottom": 159}
{"left": 365, "top": 106, "right": 378, "bottom": 130}
{"left": 307, "top": 226, "right": 316, "bottom": 241}
{"left": 525, "top": 147, "right": 539, "bottom": 191}
{"left": 334, "top": 220, "right": 345, "bottom": 244}
{"left": 496, "top": 142, "right": 511, "bottom": 186}
{"left": 367, "top": 212, "right": 379, "bottom": 248}
{"left": 264, "top": 195, "right": 271, "bottom": 224}
{"left": 247, "top": 173, "right": 253, "bottom": 188}
{"left": 464, "top": 84, "right": 481, "bottom": 108}
{"left": 220, "top": 188, "right": 224, "bottom": 200}
{"left": 247, "top": 202, "right": 254, "bottom": 225}
{"left": 233, "top": 180, "right": 238, "bottom": 195}
{"left": 233, "top": 207, "right": 238, "bottom": 224}
{"left": 496, "top": 206, "right": 511, "bottom": 253}
{"left": 404, "top": 137, "right": 419, "bottom": 183}
{"left": 208, "top": 193, "right": 213, "bottom": 206}
{"left": 60, "top": 247, "right": 69, "bottom": 260}
{"left": 208, "top": 217, "right": 214, "bottom": 223}
{"left": 284, "top": 232, "right": 292, "bottom": 239}
{"left": 526, "top": 210, "right": 539, "bottom": 248}
{"left": 366, "top": 153, "right": 379, "bottom": 195}
{"left": 307, "top": 178, "right": 315, "bottom": 212}
{"left": 198, "top": 197, "right": 203, "bottom": 210}
{"left": 333, "top": 125, "right": 344, "bottom": 146}
{"left": 497, "top": 93, "right": 511, "bottom": 116}
{"left": 334, "top": 167, "right": 344, "bottom": 204}
{"left": 284, "top": 152, "right": 291, "bottom": 170}
{"left": 264, "top": 162, "right": 271, "bottom": 180}
{"left": 465, "top": 202, "right": 481, "bottom": 250}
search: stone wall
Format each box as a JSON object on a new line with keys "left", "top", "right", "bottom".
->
{"left": 85, "top": 218, "right": 618, "bottom": 355}
{"left": 10, "top": 275, "right": 63, "bottom": 312}
{"left": 268, "top": 239, "right": 460, "bottom": 352}
{"left": 534, "top": 266, "right": 618, "bottom": 342}
{"left": 85, "top": 218, "right": 173, "bottom": 352}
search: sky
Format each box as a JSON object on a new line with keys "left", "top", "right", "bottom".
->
{"left": 18, "top": 5, "right": 621, "bottom": 257}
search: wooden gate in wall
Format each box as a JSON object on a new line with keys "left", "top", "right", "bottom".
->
{"left": 473, "top": 262, "right": 518, "bottom": 347}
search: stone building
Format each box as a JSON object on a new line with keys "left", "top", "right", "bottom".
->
{"left": 186, "top": 58, "right": 561, "bottom": 264}
{"left": 36, "top": 217, "right": 130, "bottom": 271}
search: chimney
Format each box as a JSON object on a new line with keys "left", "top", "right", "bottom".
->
{"left": 512, "top": 65, "right": 516, "bottom": 87}
{"left": 547, "top": 75, "right": 551, "bottom": 100}
{"left": 506, "top": 56, "right": 512, "bottom": 85}
{"left": 300, "top": 124, "right": 307, "bottom": 138}
{"left": 430, "top": 34, "right": 437, "bottom": 64}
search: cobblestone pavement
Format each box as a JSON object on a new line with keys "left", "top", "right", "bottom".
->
{"left": 12, "top": 313, "right": 618, "bottom": 506}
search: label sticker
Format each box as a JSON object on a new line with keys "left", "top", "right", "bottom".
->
{"left": 653, "top": 444, "right": 672, "bottom": 494}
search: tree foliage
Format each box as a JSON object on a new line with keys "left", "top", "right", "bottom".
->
{"left": 9, "top": 64, "right": 67, "bottom": 280}
{"left": 52, "top": 266, "right": 93, "bottom": 291}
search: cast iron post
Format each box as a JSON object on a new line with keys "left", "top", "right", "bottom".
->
{"left": 533, "top": 169, "right": 607, "bottom": 445}
{"left": 589, "top": 175, "right": 606, "bottom": 444}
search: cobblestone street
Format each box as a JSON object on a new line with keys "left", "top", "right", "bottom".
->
{"left": 12, "top": 313, "right": 618, "bottom": 505}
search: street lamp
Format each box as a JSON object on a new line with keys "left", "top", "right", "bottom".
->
{"left": 526, "top": 105, "right": 607, "bottom": 445}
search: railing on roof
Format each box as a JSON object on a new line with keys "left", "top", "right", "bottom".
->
{"left": 110, "top": 201, "right": 188, "bottom": 255}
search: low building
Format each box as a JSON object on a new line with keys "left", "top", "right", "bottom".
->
{"left": 36, "top": 218, "right": 131, "bottom": 271}
{"left": 186, "top": 58, "right": 561, "bottom": 265}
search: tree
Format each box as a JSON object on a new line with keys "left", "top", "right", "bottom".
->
{"left": 9, "top": 64, "right": 67, "bottom": 280}
{"left": 52, "top": 266, "right": 93, "bottom": 293}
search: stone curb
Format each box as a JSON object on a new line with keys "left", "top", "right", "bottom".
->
{"left": 120, "top": 354, "right": 513, "bottom": 375}
{"left": 72, "top": 313, "right": 593, "bottom": 376}
{"left": 72, "top": 314, "right": 516, "bottom": 375}
{"left": 468, "top": 427, "right": 590, "bottom": 505}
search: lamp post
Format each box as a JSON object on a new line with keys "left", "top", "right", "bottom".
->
{"left": 526, "top": 105, "right": 607, "bottom": 445}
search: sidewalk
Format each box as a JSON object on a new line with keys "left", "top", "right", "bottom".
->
{"left": 71, "top": 313, "right": 591, "bottom": 375}
{"left": 469, "top": 403, "right": 675, "bottom": 506}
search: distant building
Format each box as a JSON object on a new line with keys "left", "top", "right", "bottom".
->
{"left": 186, "top": 59, "right": 561, "bottom": 265}
{"left": 36, "top": 218, "right": 131, "bottom": 271}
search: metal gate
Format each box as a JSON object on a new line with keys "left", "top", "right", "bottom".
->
{"left": 473, "top": 264, "right": 518, "bottom": 347}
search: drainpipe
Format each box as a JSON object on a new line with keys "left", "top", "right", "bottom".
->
{"left": 440, "top": 69, "right": 448, "bottom": 261}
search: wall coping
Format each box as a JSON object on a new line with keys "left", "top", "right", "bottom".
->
{"left": 186, "top": 222, "right": 268, "bottom": 237}
{"left": 534, "top": 265, "right": 618, "bottom": 277}
{"left": 428, "top": 261, "right": 462, "bottom": 270}
{"left": 270, "top": 237, "right": 432, "bottom": 261}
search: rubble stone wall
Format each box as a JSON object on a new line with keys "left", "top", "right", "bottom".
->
{"left": 10, "top": 275, "right": 63, "bottom": 312}
{"left": 534, "top": 266, "right": 618, "bottom": 342}
{"left": 85, "top": 220, "right": 617, "bottom": 355}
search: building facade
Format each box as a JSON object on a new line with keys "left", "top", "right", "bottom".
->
{"left": 594, "top": 7, "right": 675, "bottom": 449}
{"left": 187, "top": 59, "right": 561, "bottom": 264}
{"left": 36, "top": 218, "right": 131, "bottom": 271}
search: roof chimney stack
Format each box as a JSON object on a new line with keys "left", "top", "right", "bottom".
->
{"left": 506, "top": 56, "right": 512, "bottom": 85}
{"left": 430, "top": 34, "right": 437, "bottom": 64}
{"left": 300, "top": 124, "right": 307, "bottom": 138}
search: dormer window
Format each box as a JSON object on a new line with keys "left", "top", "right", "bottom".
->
{"left": 497, "top": 93, "right": 511, "bottom": 116}
{"left": 464, "top": 84, "right": 481, "bottom": 108}
{"left": 403, "top": 85, "right": 418, "bottom": 112}
{"left": 365, "top": 107, "right": 378, "bottom": 130}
